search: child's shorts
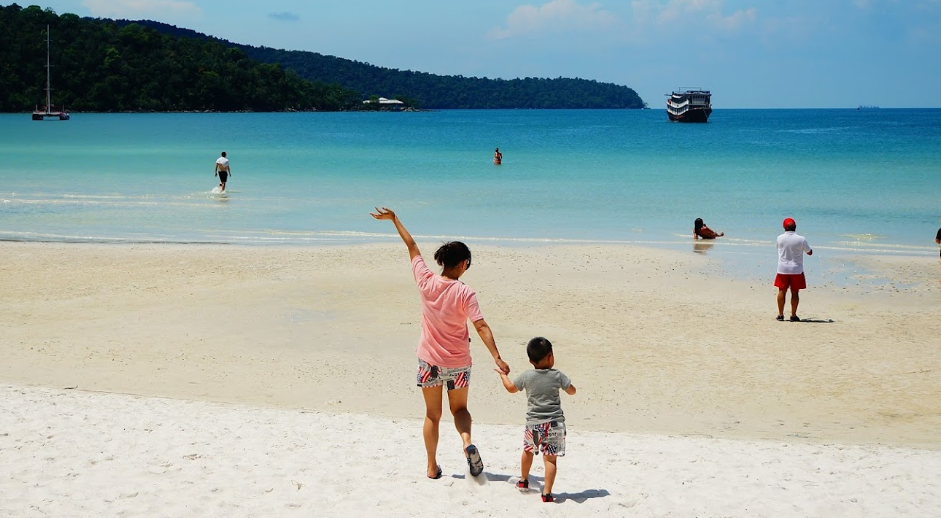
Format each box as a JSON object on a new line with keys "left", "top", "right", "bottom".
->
{"left": 523, "top": 420, "right": 566, "bottom": 456}
{"left": 416, "top": 358, "right": 471, "bottom": 390}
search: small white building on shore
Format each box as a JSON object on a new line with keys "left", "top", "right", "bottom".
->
{"left": 363, "top": 97, "right": 405, "bottom": 110}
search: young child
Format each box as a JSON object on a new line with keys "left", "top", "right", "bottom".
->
{"left": 496, "top": 337, "right": 576, "bottom": 503}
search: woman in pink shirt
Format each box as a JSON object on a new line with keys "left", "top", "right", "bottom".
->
{"left": 371, "top": 207, "right": 510, "bottom": 480}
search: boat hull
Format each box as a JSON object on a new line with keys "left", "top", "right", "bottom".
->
{"left": 666, "top": 88, "right": 712, "bottom": 123}
{"left": 667, "top": 107, "right": 711, "bottom": 123}
{"left": 32, "top": 111, "right": 70, "bottom": 121}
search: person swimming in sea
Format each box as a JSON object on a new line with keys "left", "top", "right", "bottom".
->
{"left": 493, "top": 148, "right": 503, "bottom": 165}
{"left": 693, "top": 218, "right": 724, "bottom": 239}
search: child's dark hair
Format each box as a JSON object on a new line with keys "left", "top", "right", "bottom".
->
{"left": 526, "top": 337, "right": 553, "bottom": 364}
{"left": 433, "top": 241, "right": 471, "bottom": 268}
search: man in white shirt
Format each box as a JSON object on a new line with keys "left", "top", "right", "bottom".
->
{"left": 775, "top": 217, "right": 813, "bottom": 322}
{"left": 214, "top": 151, "right": 231, "bottom": 192}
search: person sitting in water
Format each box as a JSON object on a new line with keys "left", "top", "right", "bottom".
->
{"left": 693, "top": 218, "right": 724, "bottom": 239}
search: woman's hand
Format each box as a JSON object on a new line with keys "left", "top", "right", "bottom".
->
{"left": 494, "top": 357, "right": 510, "bottom": 375}
{"left": 371, "top": 206, "right": 420, "bottom": 259}
{"left": 370, "top": 206, "right": 395, "bottom": 221}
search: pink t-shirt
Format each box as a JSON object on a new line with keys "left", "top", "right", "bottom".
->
{"left": 412, "top": 255, "right": 484, "bottom": 368}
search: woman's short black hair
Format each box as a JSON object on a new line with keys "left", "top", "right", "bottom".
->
{"left": 433, "top": 241, "right": 471, "bottom": 268}
{"left": 526, "top": 337, "right": 553, "bottom": 363}
{"left": 694, "top": 218, "right": 704, "bottom": 234}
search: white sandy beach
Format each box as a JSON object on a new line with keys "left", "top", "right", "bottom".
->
{"left": 3, "top": 383, "right": 941, "bottom": 517}
{"left": 2, "top": 242, "right": 941, "bottom": 516}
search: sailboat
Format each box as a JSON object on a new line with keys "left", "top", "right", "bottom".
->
{"left": 32, "top": 24, "right": 70, "bottom": 121}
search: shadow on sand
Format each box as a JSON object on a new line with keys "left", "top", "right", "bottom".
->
{"left": 796, "top": 317, "right": 835, "bottom": 323}
{"left": 554, "top": 488, "right": 611, "bottom": 503}
{"left": 456, "top": 472, "right": 611, "bottom": 503}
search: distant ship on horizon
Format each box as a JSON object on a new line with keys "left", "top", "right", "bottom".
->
{"left": 666, "top": 88, "right": 711, "bottom": 122}
{"left": 857, "top": 105, "right": 880, "bottom": 110}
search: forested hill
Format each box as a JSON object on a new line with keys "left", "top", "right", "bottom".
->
{"left": 1, "top": 4, "right": 646, "bottom": 112}
{"left": 113, "top": 20, "right": 647, "bottom": 110}
{"left": 1, "top": 4, "right": 360, "bottom": 112}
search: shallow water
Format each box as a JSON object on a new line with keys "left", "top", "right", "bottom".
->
{"left": 2, "top": 109, "right": 939, "bottom": 284}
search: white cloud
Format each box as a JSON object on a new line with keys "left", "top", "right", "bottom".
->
{"left": 82, "top": 0, "right": 202, "bottom": 21}
{"left": 707, "top": 7, "right": 756, "bottom": 31}
{"left": 632, "top": 0, "right": 757, "bottom": 32}
{"left": 486, "top": 0, "right": 620, "bottom": 40}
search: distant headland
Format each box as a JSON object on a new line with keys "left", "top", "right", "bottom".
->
{"left": 0, "top": 4, "right": 646, "bottom": 113}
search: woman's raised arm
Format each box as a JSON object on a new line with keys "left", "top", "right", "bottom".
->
{"left": 370, "top": 207, "right": 421, "bottom": 260}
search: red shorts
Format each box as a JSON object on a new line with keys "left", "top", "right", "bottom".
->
{"left": 774, "top": 273, "right": 806, "bottom": 291}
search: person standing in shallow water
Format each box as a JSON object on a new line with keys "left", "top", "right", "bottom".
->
{"left": 214, "top": 151, "right": 231, "bottom": 192}
{"left": 935, "top": 216, "right": 941, "bottom": 283}
{"left": 775, "top": 217, "right": 813, "bottom": 322}
{"left": 493, "top": 148, "right": 502, "bottom": 165}
{"left": 370, "top": 207, "right": 510, "bottom": 480}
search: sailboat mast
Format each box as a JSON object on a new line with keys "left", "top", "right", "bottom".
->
{"left": 45, "top": 24, "right": 51, "bottom": 110}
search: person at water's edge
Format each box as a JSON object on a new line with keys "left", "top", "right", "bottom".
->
{"left": 774, "top": 217, "right": 813, "bottom": 322}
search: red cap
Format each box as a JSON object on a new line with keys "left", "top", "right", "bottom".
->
{"left": 783, "top": 217, "right": 796, "bottom": 228}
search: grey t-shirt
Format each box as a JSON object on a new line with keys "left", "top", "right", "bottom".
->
{"left": 513, "top": 368, "right": 572, "bottom": 424}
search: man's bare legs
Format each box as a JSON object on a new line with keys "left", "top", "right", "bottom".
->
{"left": 777, "top": 288, "right": 800, "bottom": 318}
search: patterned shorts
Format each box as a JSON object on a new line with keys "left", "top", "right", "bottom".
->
{"left": 523, "top": 420, "right": 566, "bottom": 456}
{"left": 416, "top": 358, "right": 471, "bottom": 390}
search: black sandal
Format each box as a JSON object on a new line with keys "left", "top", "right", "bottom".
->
{"left": 465, "top": 444, "right": 484, "bottom": 477}
{"left": 427, "top": 465, "right": 442, "bottom": 479}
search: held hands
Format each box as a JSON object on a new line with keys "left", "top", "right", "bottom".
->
{"left": 494, "top": 357, "right": 510, "bottom": 375}
{"left": 370, "top": 206, "right": 396, "bottom": 221}
{"left": 494, "top": 365, "right": 517, "bottom": 393}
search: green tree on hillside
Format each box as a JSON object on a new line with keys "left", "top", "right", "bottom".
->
{"left": 0, "top": 4, "right": 360, "bottom": 112}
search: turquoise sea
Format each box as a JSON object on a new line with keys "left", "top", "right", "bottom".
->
{"left": 2, "top": 109, "right": 939, "bottom": 283}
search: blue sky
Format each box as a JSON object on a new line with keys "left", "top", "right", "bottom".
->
{"left": 14, "top": 0, "right": 941, "bottom": 108}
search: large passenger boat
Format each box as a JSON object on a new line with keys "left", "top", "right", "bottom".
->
{"left": 666, "top": 88, "right": 711, "bottom": 123}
